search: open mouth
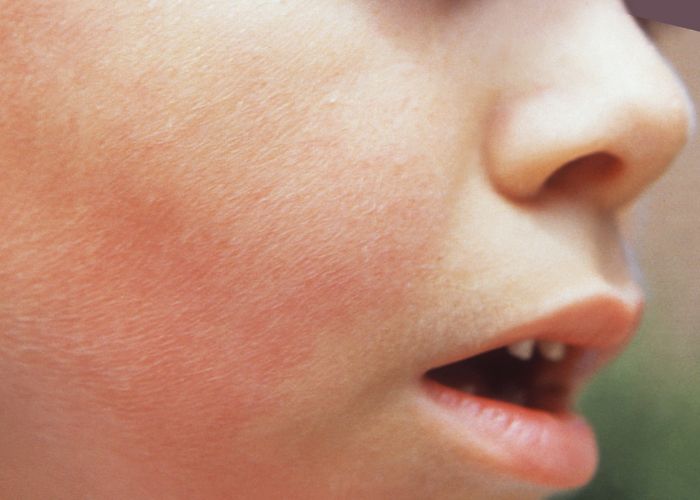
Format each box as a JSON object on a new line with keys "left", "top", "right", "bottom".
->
{"left": 417, "top": 295, "right": 642, "bottom": 488}
{"left": 420, "top": 339, "right": 600, "bottom": 488}
{"left": 424, "top": 340, "right": 581, "bottom": 415}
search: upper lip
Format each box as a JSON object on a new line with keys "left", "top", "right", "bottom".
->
{"left": 424, "top": 287, "right": 645, "bottom": 376}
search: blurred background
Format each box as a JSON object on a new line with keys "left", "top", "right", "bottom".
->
{"left": 556, "top": 23, "right": 700, "bottom": 500}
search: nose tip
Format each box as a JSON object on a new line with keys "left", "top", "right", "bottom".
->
{"left": 484, "top": 46, "right": 694, "bottom": 210}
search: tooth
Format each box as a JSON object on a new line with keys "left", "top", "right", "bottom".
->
{"left": 507, "top": 339, "right": 535, "bottom": 361}
{"left": 538, "top": 341, "right": 566, "bottom": 362}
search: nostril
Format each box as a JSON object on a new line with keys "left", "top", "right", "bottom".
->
{"left": 544, "top": 152, "right": 624, "bottom": 196}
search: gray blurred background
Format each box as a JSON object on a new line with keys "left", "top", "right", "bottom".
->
{"left": 557, "top": 24, "right": 700, "bottom": 500}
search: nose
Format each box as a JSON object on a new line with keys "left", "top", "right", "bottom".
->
{"left": 484, "top": 9, "right": 694, "bottom": 210}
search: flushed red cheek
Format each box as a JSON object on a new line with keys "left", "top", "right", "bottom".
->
{"left": 0, "top": 0, "right": 449, "bottom": 438}
{"left": 1, "top": 4, "right": 449, "bottom": 451}
{"left": 3, "top": 146, "right": 446, "bottom": 460}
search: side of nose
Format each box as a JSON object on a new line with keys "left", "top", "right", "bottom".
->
{"left": 484, "top": 13, "right": 694, "bottom": 209}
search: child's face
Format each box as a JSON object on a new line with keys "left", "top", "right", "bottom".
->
{"left": 0, "top": 0, "right": 693, "bottom": 498}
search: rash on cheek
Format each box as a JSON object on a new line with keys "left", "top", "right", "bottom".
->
{"left": 0, "top": 2, "right": 452, "bottom": 479}
{"left": 1, "top": 129, "right": 445, "bottom": 465}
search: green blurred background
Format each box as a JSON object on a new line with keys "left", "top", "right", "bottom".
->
{"left": 555, "top": 24, "right": 700, "bottom": 500}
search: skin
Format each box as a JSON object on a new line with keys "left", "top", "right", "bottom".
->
{"left": 0, "top": 0, "right": 693, "bottom": 498}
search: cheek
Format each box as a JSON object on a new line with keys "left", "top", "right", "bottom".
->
{"left": 1, "top": 117, "right": 449, "bottom": 457}
{"left": 0, "top": 2, "right": 455, "bottom": 471}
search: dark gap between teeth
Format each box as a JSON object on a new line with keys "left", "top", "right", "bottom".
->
{"left": 424, "top": 347, "right": 570, "bottom": 413}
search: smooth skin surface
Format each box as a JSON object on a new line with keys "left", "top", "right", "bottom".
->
{"left": 0, "top": 0, "right": 693, "bottom": 498}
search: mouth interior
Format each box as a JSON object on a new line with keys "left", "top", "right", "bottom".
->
{"left": 424, "top": 346, "right": 574, "bottom": 413}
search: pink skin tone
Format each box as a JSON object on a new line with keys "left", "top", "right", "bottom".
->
{"left": 0, "top": 0, "right": 693, "bottom": 498}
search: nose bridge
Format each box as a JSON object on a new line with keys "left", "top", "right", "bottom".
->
{"left": 483, "top": 14, "right": 694, "bottom": 210}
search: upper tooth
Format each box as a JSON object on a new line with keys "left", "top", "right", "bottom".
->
{"left": 507, "top": 339, "right": 535, "bottom": 361}
{"left": 538, "top": 341, "right": 567, "bottom": 362}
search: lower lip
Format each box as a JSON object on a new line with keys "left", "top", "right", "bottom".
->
{"left": 421, "top": 378, "right": 598, "bottom": 489}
